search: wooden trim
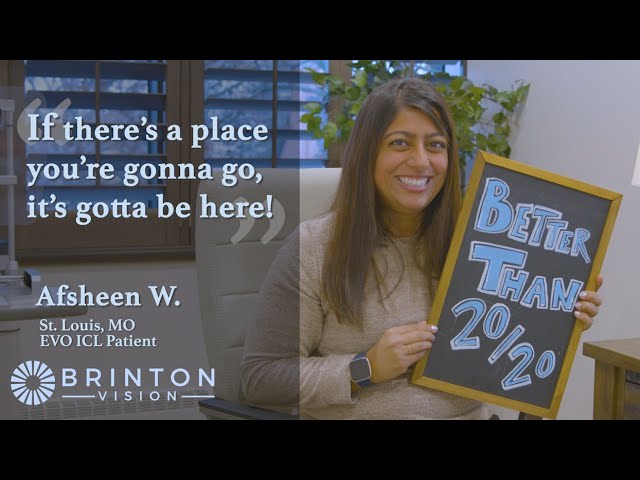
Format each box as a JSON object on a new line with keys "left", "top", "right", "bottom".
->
{"left": 412, "top": 150, "right": 623, "bottom": 419}
{"left": 0, "top": 60, "right": 9, "bottom": 102}
{"left": 593, "top": 362, "right": 625, "bottom": 419}
{"left": 0, "top": 60, "right": 7, "bottom": 85}
{"left": 327, "top": 60, "right": 351, "bottom": 167}
{"left": 95, "top": 61, "right": 102, "bottom": 184}
{"left": 189, "top": 60, "right": 205, "bottom": 248}
{"left": 272, "top": 61, "right": 278, "bottom": 168}
{"left": 624, "top": 382, "right": 640, "bottom": 419}
{"left": 9, "top": 214, "right": 172, "bottom": 252}
{"left": 413, "top": 376, "right": 552, "bottom": 418}
{"left": 179, "top": 59, "right": 193, "bottom": 247}
{"left": 583, "top": 339, "right": 640, "bottom": 419}
{"left": 165, "top": 60, "right": 182, "bottom": 247}
{"left": 20, "top": 245, "right": 194, "bottom": 264}
{"left": 584, "top": 338, "right": 640, "bottom": 373}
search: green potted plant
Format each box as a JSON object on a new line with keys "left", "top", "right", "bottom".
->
{"left": 301, "top": 60, "right": 530, "bottom": 189}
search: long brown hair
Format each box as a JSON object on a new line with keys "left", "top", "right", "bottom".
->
{"left": 321, "top": 78, "right": 462, "bottom": 326}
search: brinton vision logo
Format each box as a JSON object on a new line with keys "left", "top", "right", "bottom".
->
{"left": 11, "top": 361, "right": 56, "bottom": 405}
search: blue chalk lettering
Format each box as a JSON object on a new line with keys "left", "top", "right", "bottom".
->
{"left": 571, "top": 228, "right": 591, "bottom": 264}
{"left": 501, "top": 342, "right": 534, "bottom": 391}
{"left": 550, "top": 278, "right": 584, "bottom": 312}
{"left": 469, "top": 241, "right": 528, "bottom": 295}
{"left": 507, "top": 203, "right": 533, "bottom": 243}
{"left": 450, "top": 298, "right": 486, "bottom": 350}
{"left": 521, "top": 276, "right": 549, "bottom": 309}
{"left": 543, "top": 220, "right": 568, "bottom": 251}
{"left": 498, "top": 267, "right": 529, "bottom": 303}
{"left": 488, "top": 324, "right": 525, "bottom": 364}
{"left": 483, "top": 303, "right": 511, "bottom": 340}
{"left": 475, "top": 178, "right": 513, "bottom": 234}
{"left": 529, "top": 206, "right": 562, "bottom": 246}
{"left": 535, "top": 350, "right": 556, "bottom": 379}
{"left": 556, "top": 229, "right": 573, "bottom": 254}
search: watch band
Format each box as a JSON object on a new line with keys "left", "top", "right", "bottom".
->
{"left": 350, "top": 352, "right": 372, "bottom": 387}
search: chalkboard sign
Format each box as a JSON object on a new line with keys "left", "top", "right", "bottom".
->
{"left": 411, "top": 151, "right": 622, "bottom": 418}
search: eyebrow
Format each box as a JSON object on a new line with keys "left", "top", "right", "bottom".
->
{"left": 383, "top": 130, "right": 446, "bottom": 139}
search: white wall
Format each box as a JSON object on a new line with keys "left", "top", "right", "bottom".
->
{"left": 468, "top": 60, "right": 640, "bottom": 419}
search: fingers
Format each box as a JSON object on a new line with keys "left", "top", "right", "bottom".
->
{"left": 401, "top": 329, "right": 436, "bottom": 345}
{"left": 575, "top": 300, "right": 599, "bottom": 318}
{"left": 372, "top": 321, "right": 439, "bottom": 383}
{"left": 402, "top": 341, "right": 433, "bottom": 365}
{"left": 574, "top": 310, "right": 594, "bottom": 330}
{"left": 596, "top": 274, "right": 604, "bottom": 291}
{"left": 579, "top": 290, "right": 601, "bottom": 306}
{"left": 408, "top": 351, "right": 430, "bottom": 365}
{"left": 574, "top": 289, "right": 601, "bottom": 332}
{"left": 576, "top": 290, "right": 602, "bottom": 326}
{"left": 392, "top": 320, "right": 435, "bottom": 335}
{"left": 404, "top": 340, "right": 433, "bottom": 356}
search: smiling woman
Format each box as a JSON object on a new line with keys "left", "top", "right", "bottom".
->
{"left": 241, "top": 78, "right": 486, "bottom": 419}
{"left": 374, "top": 108, "right": 449, "bottom": 237}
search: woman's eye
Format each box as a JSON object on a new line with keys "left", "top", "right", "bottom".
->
{"left": 391, "top": 139, "right": 409, "bottom": 147}
{"left": 429, "top": 141, "right": 447, "bottom": 150}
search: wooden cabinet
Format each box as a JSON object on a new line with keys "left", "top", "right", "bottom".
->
{"left": 583, "top": 339, "right": 640, "bottom": 420}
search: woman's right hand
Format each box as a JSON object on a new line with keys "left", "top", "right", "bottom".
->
{"left": 366, "top": 321, "right": 437, "bottom": 384}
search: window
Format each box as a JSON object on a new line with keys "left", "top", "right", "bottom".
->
{"left": 413, "top": 60, "right": 464, "bottom": 76}
{"left": 203, "top": 60, "right": 328, "bottom": 168}
{"left": 3, "top": 60, "right": 188, "bottom": 259}
{"left": 24, "top": 60, "right": 168, "bottom": 210}
{"left": 1, "top": 60, "right": 462, "bottom": 259}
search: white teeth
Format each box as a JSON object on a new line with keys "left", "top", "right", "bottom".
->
{"left": 398, "top": 176, "right": 429, "bottom": 187}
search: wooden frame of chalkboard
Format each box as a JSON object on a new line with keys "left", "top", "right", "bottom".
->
{"left": 412, "top": 151, "right": 622, "bottom": 419}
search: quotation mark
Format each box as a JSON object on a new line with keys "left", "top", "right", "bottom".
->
{"left": 231, "top": 196, "right": 285, "bottom": 245}
{"left": 18, "top": 97, "right": 71, "bottom": 146}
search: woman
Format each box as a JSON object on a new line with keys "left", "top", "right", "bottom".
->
{"left": 240, "top": 77, "right": 602, "bottom": 419}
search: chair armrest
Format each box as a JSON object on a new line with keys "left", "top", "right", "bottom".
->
{"left": 198, "top": 398, "right": 298, "bottom": 420}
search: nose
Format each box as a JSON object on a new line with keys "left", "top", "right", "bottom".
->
{"left": 407, "top": 143, "right": 432, "bottom": 169}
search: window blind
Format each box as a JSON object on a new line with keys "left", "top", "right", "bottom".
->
{"left": 24, "top": 59, "right": 168, "bottom": 210}
{"left": 203, "top": 60, "right": 328, "bottom": 169}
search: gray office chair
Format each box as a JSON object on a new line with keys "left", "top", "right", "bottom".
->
{"left": 195, "top": 168, "right": 341, "bottom": 419}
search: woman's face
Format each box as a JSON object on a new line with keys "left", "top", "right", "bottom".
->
{"left": 374, "top": 107, "right": 449, "bottom": 226}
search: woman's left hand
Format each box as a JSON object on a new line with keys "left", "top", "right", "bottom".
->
{"left": 574, "top": 274, "right": 604, "bottom": 331}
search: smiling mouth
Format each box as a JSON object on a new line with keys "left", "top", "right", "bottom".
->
{"left": 397, "top": 176, "right": 431, "bottom": 187}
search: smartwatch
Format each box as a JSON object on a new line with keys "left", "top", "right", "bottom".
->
{"left": 349, "top": 353, "right": 372, "bottom": 387}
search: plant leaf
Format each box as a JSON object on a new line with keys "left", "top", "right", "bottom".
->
{"left": 348, "top": 102, "right": 362, "bottom": 115}
{"left": 345, "top": 86, "right": 361, "bottom": 100}
{"left": 303, "top": 102, "right": 322, "bottom": 114}
{"left": 353, "top": 70, "right": 368, "bottom": 88}
{"left": 310, "top": 71, "right": 328, "bottom": 86}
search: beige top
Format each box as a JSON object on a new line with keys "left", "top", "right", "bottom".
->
{"left": 241, "top": 211, "right": 489, "bottom": 420}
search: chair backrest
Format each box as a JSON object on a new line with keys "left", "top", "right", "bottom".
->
{"left": 195, "top": 168, "right": 341, "bottom": 402}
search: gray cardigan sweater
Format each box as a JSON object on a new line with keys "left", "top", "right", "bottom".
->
{"left": 241, "top": 212, "right": 489, "bottom": 419}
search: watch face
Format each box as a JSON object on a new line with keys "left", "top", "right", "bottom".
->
{"left": 349, "top": 357, "right": 371, "bottom": 382}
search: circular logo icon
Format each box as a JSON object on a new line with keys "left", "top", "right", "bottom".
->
{"left": 11, "top": 361, "right": 56, "bottom": 406}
